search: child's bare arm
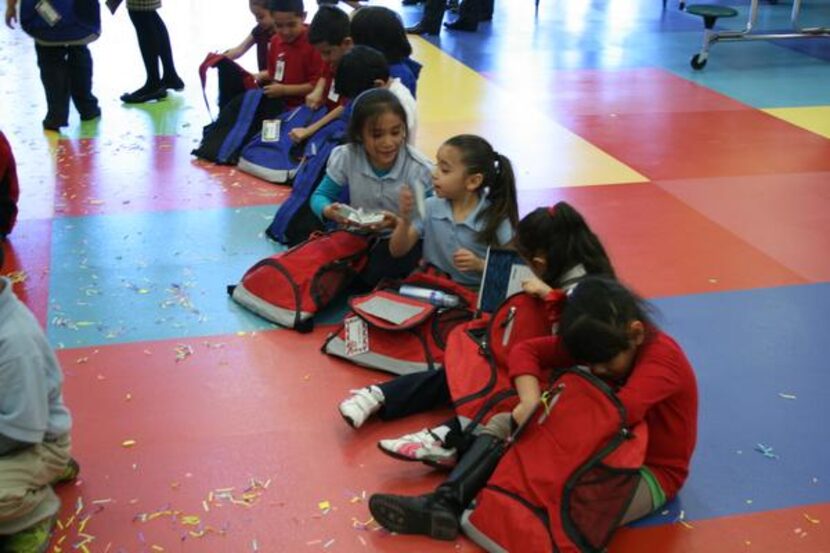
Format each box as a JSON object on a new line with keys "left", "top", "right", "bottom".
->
{"left": 289, "top": 105, "right": 345, "bottom": 143}
{"left": 263, "top": 82, "right": 315, "bottom": 98}
{"left": 388, "top": 186, "right": 420, "bottom": 257}
{"left": 224, "top": 34, "right": 255, "bottom": 60}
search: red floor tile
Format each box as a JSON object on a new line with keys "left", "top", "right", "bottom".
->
{"left": 518, "top": 183, "right": 808, "bottom": 298}
{"left": 658, "top": 172, "right": 830, "bottom": 283}
{"left": 485, "top": 67, "right": 752, "bottom": 117}
{"left": 558, "top": 110, "right": 830, "bottom": 180}
{"left": 53, "top": 137, "right": 288, "bottom": 218}
{"left": 54, "top": 329, "right": 480, "bottom": 552}
{"left": 1, "top": 218, "right": 52, "bottom": 325}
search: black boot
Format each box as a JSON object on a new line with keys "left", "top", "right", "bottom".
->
{"left": 481, "top": 0, "right": 494, "bottom": 20}
{"left": 406, "top": 0, "right": 445, "bottom": 34}
{"left": 369, "top": 434, "right": 504, "bottom": 540}
{"left": 445, "top": 0, "right": 480, "bottom": 31}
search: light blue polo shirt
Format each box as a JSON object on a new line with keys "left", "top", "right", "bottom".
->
{"left": 0, "top": 278, "right": 71, "bottom": 446}
{"left": 324, "top": 143, "right": 434, "bottom": 216}
{"left": 416, "top": 196, "right": 514, "bottom": 286}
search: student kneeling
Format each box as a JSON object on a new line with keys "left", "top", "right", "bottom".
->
{"left": 0, "top": 249, "right": 79, "bottom": 552}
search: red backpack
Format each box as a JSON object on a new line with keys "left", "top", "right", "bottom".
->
{"left": 229, "top": 230, "right": 372, "bottom": 332}
{"left": 0, "top": 132, "right": 19, "bottom": 238}
{"left": 461, "top": 369, "right": 648, "bottom": 553}
{"left": 446, "top": 292, "right": 555, "bottom": 424}
{"left": 322, "top": 267, "right": 478, "bottom": 374}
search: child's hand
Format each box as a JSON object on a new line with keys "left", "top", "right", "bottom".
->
{"left": 5, "top": 3, "right": 17, "bottom": 28}
{"left": 512, "top": 401, "right": 538, "bottom": 427}
{"left": 398, "top": 185, "right": 415, "bottom": 222}
{"left": 322, "top": 203, "right": 349, "bottom": 225}
{"left": 305, "top": 90, "right": 324, "bottom": 110}
{"left": 364, "top": 212, "right": 399, "bottom": 233}
{"left": 263, "top": 83, "right": 285, "bottom": 98}
{"left": 521, "top": 276, "right": 553, "bottom": 298}
{"left": 453, "top": 249, "right": 484, "bottom": 273}
{"left": 254, "top": 71, "right": 270, "bottom": 85}
{"left": 289, "top": 127, "right": 310, "bottom": 143}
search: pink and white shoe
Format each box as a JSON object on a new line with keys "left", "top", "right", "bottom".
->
{"left": 378, "top": 428, "right": 457, "bottom": 468}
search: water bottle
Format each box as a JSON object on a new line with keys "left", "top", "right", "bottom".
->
{"left": 399, "top": 285, "right": 460, "bottom": 308}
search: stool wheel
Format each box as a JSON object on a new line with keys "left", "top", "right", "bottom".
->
{"left": 690, "top": 53, "right": 708, "bottom": 70}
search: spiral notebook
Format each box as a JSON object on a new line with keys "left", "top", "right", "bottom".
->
{"left": 477, "top": 248, "right": 534, "bottom": 314}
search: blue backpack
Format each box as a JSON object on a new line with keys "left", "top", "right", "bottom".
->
{"left": 237, "top": 106, "right": 329, "bottom": 184}
{"left": 20, "top": 0, "right": 100, "bottom": 45}
{"left": 265, "top": 113, "right": 348, "bottom": 246}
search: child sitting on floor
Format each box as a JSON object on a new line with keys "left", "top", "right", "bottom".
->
{"left": 263, "top": 0, "right": 324, "bottom": 109}
{"left": 0, "top": 248, "right": 79, "bottom": 553}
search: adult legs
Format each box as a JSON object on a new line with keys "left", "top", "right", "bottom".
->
{"left": 67, "top": 45, "right": 100, "bottom": 120}
{"left": 34, "top": 45, "right": 70, "bottom": 130}
{"left": 405, "top": 0, "right": 446, "bottom": 35}
{"left": 444, "top": 0, "right": 481, "bottom": 31}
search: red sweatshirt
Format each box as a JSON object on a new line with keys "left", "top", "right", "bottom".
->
{"left": 267, "top": 28, "right": 323, "bottom": 108}
{"left": 508, "top": 331, "right": 698, "bottom": 499}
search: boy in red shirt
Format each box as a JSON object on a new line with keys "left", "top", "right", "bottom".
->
{"left": 264, "top": 0, "right": 323, "bottom": 109}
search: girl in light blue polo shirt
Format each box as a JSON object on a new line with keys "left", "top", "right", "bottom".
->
{"left": 310, "top": 88, "right": 434, "bottom": 287}
{"left": 388, "top": 134, "right": 519, "bottom": 287}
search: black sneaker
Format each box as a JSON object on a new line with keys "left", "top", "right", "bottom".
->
{"left": 369, "top": 493, "right": 459, "bottom": 540}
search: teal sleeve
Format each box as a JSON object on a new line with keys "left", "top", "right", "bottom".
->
{"left": 310, "top": 174, "right": 344, "bottom": 220}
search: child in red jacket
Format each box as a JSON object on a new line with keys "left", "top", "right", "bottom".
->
{"left": 369, "top": 276, "right": 699, "bottom": 540}
{"left": 0, "top": 132, "right": 19, "bottom": 239}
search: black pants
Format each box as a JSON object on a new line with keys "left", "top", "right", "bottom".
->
{"left": 358, "top": 238, "right": 423, "bottom": 289}
{"left": 128, "top": 9, "right": 178, "bottom": 87}
{"left": 378, "top": 369, "right": 452, "bottom": 420}
{"left": 421, "top": 0, "right": 492, "bottom": 27}
{"left": 35, "top": 44, "right": 98, "bottom": 126}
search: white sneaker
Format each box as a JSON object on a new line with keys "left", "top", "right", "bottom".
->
{"left": 378, "top": 428, "right": 458, "bottom": 468}
{"left": 339, "top": 386, "right": 384, "bottom": 428}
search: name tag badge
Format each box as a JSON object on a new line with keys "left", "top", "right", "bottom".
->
{"left": 344, "top": 316, "right": 369, "bottom": 357}
{"left": 327, "top": 79, "right": 340, "bottom": 103}
{"left": 261, "top": 119, "right": 281, "bottom": 142}
{"left": 35, "top": 0, "right": 62, "bottom": 26}
{"left": 274, "top": 59, "right": 286, "bottom": 82}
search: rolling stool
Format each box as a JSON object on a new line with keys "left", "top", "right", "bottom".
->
{"left": 684, "top": 4, "right": 739, "bottom": 69}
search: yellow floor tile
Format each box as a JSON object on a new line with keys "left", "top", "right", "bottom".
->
{"left": 764, "top": 106, "right": 830, "bottom": 140}
{"left": 410, "top": 38, "right": 647, "bottom": 188}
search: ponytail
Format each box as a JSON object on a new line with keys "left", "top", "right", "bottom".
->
{"left": 516, "top": 202, "right": 615, "bottom": 287}
{"left": 443, "top": 135, "right": 519, "bottom": 247}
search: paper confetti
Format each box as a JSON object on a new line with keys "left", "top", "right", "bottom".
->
{"left": 174, "top": 344, "right": 194, "bottom": 362}
{"left": 778, "top": 393, "right": 797, "bottom": 400}
{"left": 121, "top": 439, "right": 137, "bottom": 448}
{"left": 754, "top": 443, "right": 779, "bottom": 459}
{"left": 804, "top": 513, "right": 820, "bottom": 524}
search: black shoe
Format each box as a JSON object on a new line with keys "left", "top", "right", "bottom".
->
{"left": 80, "top": 106, "right": 101, "bottom": 121}
{"left": 369, "top": 493, "right": 459, "bottom": 540}
{"left": 406, "top": 22, "right": 440, "bottom": 35}
{"left": 444, "top": 18, "right": 478, "bottom": 31}
{"left": 42, "top": 118, "right": 67, "bottom": 131}
{"left": 161, "top": 75, "right": 185, "bottom": 91}
{"left": 121, "top": 86, "right": 167, "bottom": 104}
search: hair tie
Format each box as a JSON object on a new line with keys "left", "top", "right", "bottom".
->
{"left": 492, "top": 151, "right": 501, "bottom": 176}
{"left": 548, "top": 205, "right": 557, "bottom": 217}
